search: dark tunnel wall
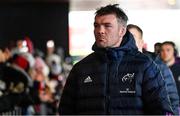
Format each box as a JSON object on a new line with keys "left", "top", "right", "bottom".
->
{"left": 0, "top": 2, "right": 69, "bottom": 57}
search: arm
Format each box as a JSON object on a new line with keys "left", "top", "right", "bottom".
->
{"left": 159, "top": 62, "right": 179, "bottom": 115}
{"left": 58, "top": 67, "right": 77, "bottom": 115}
{"left": 142, "top": 61, "right": 174, "bottom": 114}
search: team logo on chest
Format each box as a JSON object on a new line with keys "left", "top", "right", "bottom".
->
{"left": 119, "top": 73, "right": 136, "bottom": 95}
{"left": 122, "top": 73, "right": 134, "bottom": 83}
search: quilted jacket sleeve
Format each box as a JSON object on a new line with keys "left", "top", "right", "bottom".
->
{"left": 155, "top": 58, "right": 179, "bottom": 115}
{"left": 142, "top": 61, "right": 174, "bottom": 115}
{"left": 58, "top": 66, "right": 77, "bottom": 115}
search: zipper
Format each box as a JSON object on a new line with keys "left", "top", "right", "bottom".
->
{"left": 106, "top": 61, "right": 110, "bottom": 114}
{"left": 106, "top": 61, "right": 120, "bottom": 114}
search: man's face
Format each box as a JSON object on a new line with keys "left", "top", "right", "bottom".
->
{"left": 94, "top": 14, "right": 125, "bottom": 48}
{"left": 154, "top": 45, "right": 161, "bottom": 54}
{"left": 160, "top": 44, "right": 175, "bottom": 63}
{"left": 128, "top": 28, "right": 143, "bottom": 52}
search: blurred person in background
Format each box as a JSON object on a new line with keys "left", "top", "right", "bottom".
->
{"left": 32, "top": 54, "right": 54, "bottom": 115}
{"left": 0, "top": 46, "right": 34, "bottom": 114}
{"left": 59, "top": 4, "right": 173, "bottom": 115}
{"left": 0, "top": 37, "right": 54, "bottom": 115}
{"left": 46, "top": 40, "right": 55, "bottom": 56}
{"left": 11, "top": 36, "right": 34, "bottom": 56}
{"left": 45, "top": 40, "right": 62, "bottom": 69}
{"left": 154, "top": 42, "right": 162, "bottom": 55}
{"left": 62, "top": 57, "right": 73, "bottom": 79}
{"left": 127, "top": 24, "right": 179, "bottom": 115}
{"left": 46, "top": 53, "right": 65, "bottom": 114}
{"left": 24, "top": 36, "right": 34, "bottom": 54}
{"left": 160, "top": 41, "right": 180, "bottom": 107}
{"left": 0, "top": 36, "right": 67, "bottom": 115}
{"left": 45, "top": 39, "right": 66, "bottom": 101}
{"left": 0, "top": 48, "right": 11, "bottom": 63}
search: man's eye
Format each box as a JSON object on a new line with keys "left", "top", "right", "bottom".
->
{"left": 94, "top": 24, "right": 99, "bottom": 28}
{"left": 105, "top": 25, "right": 112, "bottom": 27}
{"left": 94, "top": 25, "right": 98, "bottom": 28}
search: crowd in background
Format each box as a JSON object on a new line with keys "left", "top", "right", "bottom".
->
{"left": 0, "top": 37, "right": 73, "bottom": 115}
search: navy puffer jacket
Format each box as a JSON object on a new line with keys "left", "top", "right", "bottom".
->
{"left": 59, "top": 31, "right": 173, "bottom": 115}
{"left": 143, "top": 51, "right": 179, "bottom": 115}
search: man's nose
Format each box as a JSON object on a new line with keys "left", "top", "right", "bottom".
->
{"left": 97, "top": 26, "right": 105, "bottom": 34}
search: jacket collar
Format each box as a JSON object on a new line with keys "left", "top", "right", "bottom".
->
{"left": 92, "top": 31, "right": 138, "bottom": 61}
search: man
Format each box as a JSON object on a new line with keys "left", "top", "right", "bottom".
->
{"left": 127, "top": 24, "right": 179, "bottom": 115}
{"left": 154, "top": 42, "right": 162, "bottom": 55}
{"left": 59, "top": 4, "right": 173, "bottom": 115}
{"left": 160, "top": 41, "right": 180, "bottom": 106}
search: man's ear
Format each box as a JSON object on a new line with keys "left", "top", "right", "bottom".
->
{"left": 119, "top": 26, "right": 127, "bottom": 37}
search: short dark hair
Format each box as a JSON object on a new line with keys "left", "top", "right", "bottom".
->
{"left": 127, "top": 24, "right": 143, "bottom": 37}
{"left": 161, "top": 41, "right": 175, "bottom": 48}
{"left": 95, "top": 4, "right": 128, "bottom": 26}
{"left": 154, "top": 42, "right": 162, "bottom": 47}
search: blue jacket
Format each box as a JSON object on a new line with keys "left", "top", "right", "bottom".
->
{"left": 59, "top": 31, "right": 173, "bottom": 115}
{"left": 170, "top": 63, "right": 180, "bottom": 102}
{"left": 144, "top": 51, "right": 179, "bottom": 115}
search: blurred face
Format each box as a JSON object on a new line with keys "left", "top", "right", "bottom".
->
{"left": 154, "top": 45, "right": 161, "bottom": 54}
{"left": 160, "top": 44, "right": 175, "bottom": 63}
{"left": 0, "top": 50, "right": 5, "bottom": 63}
{"left": 94, "top": 14, "right": 126, "bottom": 48}
{"left": 128, "top": 28, "right": 144, "bottom": 52}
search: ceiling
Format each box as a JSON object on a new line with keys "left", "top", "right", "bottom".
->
{"left": 70, "top": 0, "right": 180, "bottom": 11}
{"left": 0, "top": 0, "right": 179, "bottom": 10}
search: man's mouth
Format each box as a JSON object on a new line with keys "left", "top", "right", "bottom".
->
{"left": 97, "top": 36, "right": 105, "bottom": 40}
{"left": 97, "top": 38, "right": 105, "bottom": 42}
